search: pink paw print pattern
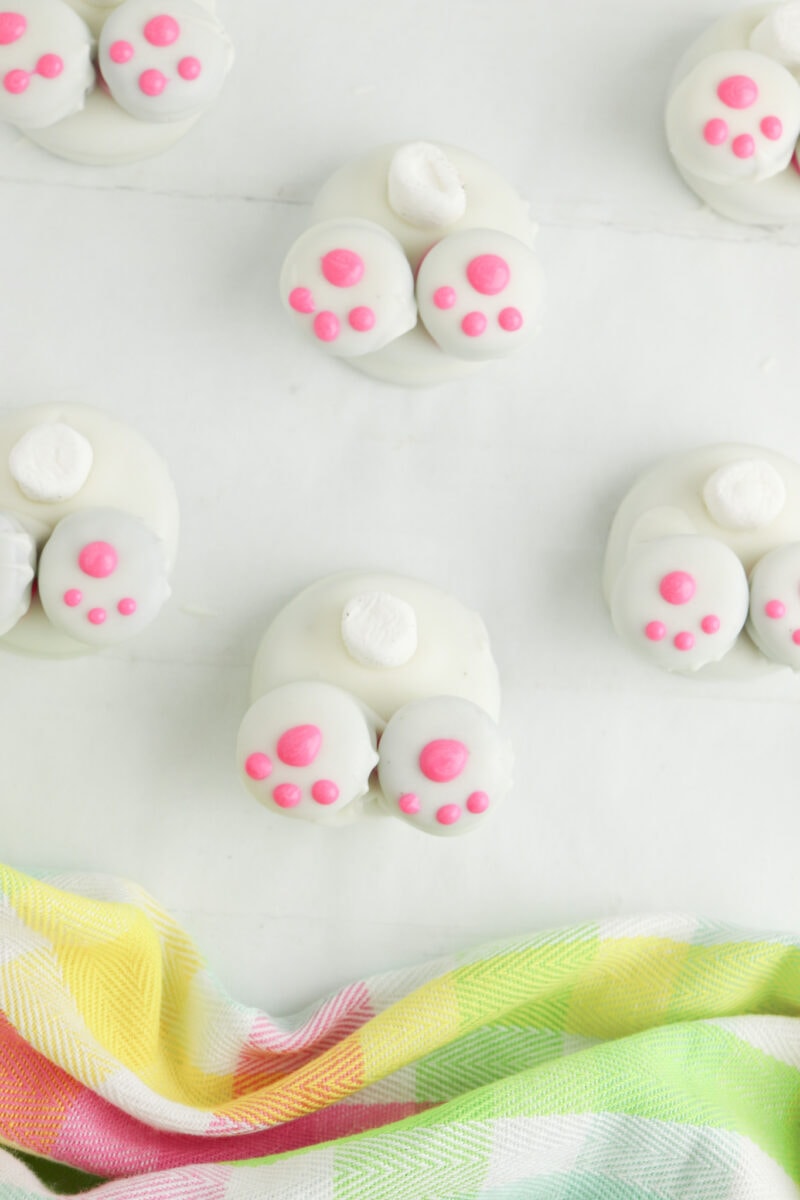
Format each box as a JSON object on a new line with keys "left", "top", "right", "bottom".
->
{"left": 666, "top": 50, "right": 800, "bottom": 185}
{"left": 377, "top": 696, "right": 513, "bottom": 837}
{"left": 611, "top": 535, "right": 749, "bottom": 673}
{"left": 415, "top": 228, "right": 544, "bottom": 362}
{"left": 747, "top": 544, "right": 800, "bottom": 669}
{"left": 37, "top": 507, "right": 170, "bottom": 647}
{"left": 280, "top": 218, "right": 417, "bottom": 359}
{"left": 237, "top": 682, "right": 380, "bottom": 824}
{"left": 0, "top": 0, "right": 93, "bottom": 130}
{"left": 99, "top": 0, "right": 233, "bottom": 124}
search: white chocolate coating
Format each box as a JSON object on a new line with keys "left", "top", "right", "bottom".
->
{"left": 0, "top": 513, "right": 36, "bottom": 636}
{"left": 377, "top": 696, "right": 513, "bottom": 837}
{"left": 750, "top": 2, "right": 800, "bottom": 64}
{"left": 237, "top": 682, "right": 381, "bottom": 826}
{"left": 387, "top": 142, "right": 467, "bottom": 230}
{"left": 747, "top": 543, "right": 800, "bottom": 667}
{"left": 340, "top": 590, "right": 418, "bottom": 669}
{"left": 9, "top": 421, "right": 93, "bottom": 502}
{"left": 0, "top": 0, "right": 93, "bottom": 130}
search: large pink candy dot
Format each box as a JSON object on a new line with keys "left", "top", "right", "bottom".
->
{"left": 703, "top": 117, "right": 728, "bottom": 146}
{"left": 419, "top": 738, "right": 469, "bottom": 783}
{"left": 436, "top": 804, "right": 462, "bottom": 826}
{"left": 321, "top": 248, "right": 364, "bottom": 288}
{"left": 139, "top": 68, "right": 167, "bottom": 97}
{"left": 36, "top": 53, "right": 62, "bottom": 78}
{"left": 701, "top": 615, "right": 720, "bottom": 635}
{"left": 118, "top": 598, "right": 137, "bottom": 617}
{"left": 348, "top": 306, "right": 375, "bottom": 332}
{"left": 144, "top": 14, "right": 180, "bottom": 46}
{"left": 765, "top": 599, "right": 786, "bottom": 619}
{"left": 732, "top": 134, "right": 755, "bottom": 159}
{"left": 645, "top": 621, "right": 666, "bottom": 642}
{"left": 289, "top": 287, "right": 314, "bottom": 314}
{"left": 717, "top": 74, "right": 758, "bottom": 109}
{"left": 4, "top": 68, "right": 29, "bottom": 93}
{"left": 245, "top": 752, "right": 272, "bottom": 781}
{"left": 311, "top": 779, "right": 339, "bottom": 806}
{"left": 659, "top": 571, "right": 695, "bottom": 606}
{"left": 79, "top": 541, "right": 118, "bottom": 579}
{"left": 109, "top": 40, "right": 134, "bottom": 64}
{"left": 273, "top": 783, "right": 301, "bottom": 809}
{"left": 88, "top": 608, "right": 107, "bottom": 626}
{"left": 792, "top": 630, "right": 800, "bottom": 646}
{"left": 398, "top": 793, "right": 420, "bottom": 814}
{"left": 674, "top": 631, "right": 695, "bottom": 652}
{"left": 466, "top": 254, "right": 510, "bottom": 296}
{"left": 761, "top": 115, "right": 783, "bottom": 141}
{"left": 461, "top": 311, "right": 487, "bottom": 338}
{"left": 178, "top": 56, "right": 202, "bottom": 81}
{"left": 63, "top": 589, "right": 82, "bottom": 608}
{"left": 466, "top": 791, "right": 490, "bottom": 814}
{"left": 498, "top": 307, "right": 523, "bottom": 332}
{"left": 0, "top": 13, "right": 26, "bottom": 44}
{"left": 314, "top": 311, "right": 339, "bottom": 342}
{"left": 433, "top": 286, "right": 456, "bottom": 310}
{"left": 277, "top": 724, "right": 322, "bottom": 768}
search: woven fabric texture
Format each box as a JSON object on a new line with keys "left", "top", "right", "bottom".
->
{"left": 0, "top": 865, "right": 799, "bottom": 1198}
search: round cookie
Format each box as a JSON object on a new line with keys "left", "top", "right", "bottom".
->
{"left": 747, "top": 544, "right": 800, "bottom": 667}
{"left": 0, "top": 513, "right": 36, "bottom": 636}
{"left": 0, "top": 0, "right": 93, "bottom": 130}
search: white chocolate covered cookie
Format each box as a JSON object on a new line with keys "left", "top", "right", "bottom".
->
{"left": 0, "top": 512, "right": 36, "bottom": 636}
{"left": 0, "top": 0, "right": 93, "bottom": 129}
{"left": 747, "top": 544, "right": 800, "bottom": 667}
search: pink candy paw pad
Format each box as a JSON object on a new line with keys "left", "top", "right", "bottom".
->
{"left": 244, "top": 724, "right": 341, "bottom": 810}
{"left": 395, "top": 738, "right": 492, "bottom": 827}
{"left": 642, "top": 570, "right": 723, "bottom": 653}
{"left": 57, "top": 540, "right": 138, "bottom": 629}
{"left": 416, "top": 230, "right": 543, "bottom": 362}
{"left": 0, "top": 0, "right": 93, "bottom": 130}
{"left": 280, "top": 219, "right": 416, "bottom": 358}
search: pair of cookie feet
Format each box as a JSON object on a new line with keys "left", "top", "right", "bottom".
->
{"left": 237, "top": 681, "right": 513, "bottom": 838}
{"left": 280, "top": 220, "right": 542, "bottom": 364}
{"left": 0, "top": 506, "right": 170, "bottom": 647}
{"left": 0, "top": 0, "right": 232, "bottom": 130}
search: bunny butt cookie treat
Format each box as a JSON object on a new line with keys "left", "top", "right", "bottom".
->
{"left": 279, "top": 142, "right": 545, "bottom": 387}
{"left": 604, "top": 446, "right": 800, "bottom": 678}
{"left": 238, "top": 571, "right": 514, "bottom": 836}
{"left": 0, "top": 403, "right": 179, "bottom": 656}
{"left": 666, "top": 4, "right": 800, "bottom": 223}
{"left": 3, "top": 0, "right": 233, "bottom": 164}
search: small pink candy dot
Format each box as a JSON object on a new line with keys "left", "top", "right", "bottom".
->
{"left": 436, "top": 804, "right": 462, "bottom": 826}
{"left": 659, "top": 571, "right": 696, "bottom": 606}
{"left": 0, "top": 13, "right": 26, "bottom": 45}
{"left": 433, "top": 286, "right": 456, "bottom": 310}
{"left": 703, "top": 117, "right": 728, "bottom": 146}
{"left": 321, "top": 249, "right": 364, "bottom": 288}
{"left": 717, "top": 74, "right": 758, "bottom": 110}
{"left": 674, "top": 631, "right": 695, "bottom": 652}
{"left": 79, "top": 541, "right": 118, "bottom": 579}
{"left": 462, "top": 311, "right": 487, "bottom": 338}
{"left": 289, "top": 287, "right": 315, "bottom": 314}
{"left": 420, "top": 739, "right": 469, "bottom": 783}
{"left": 765, "top": 599, "right": 786, "bottom": 619}
{"left": 144, "top": 14, "right": 180, "bottom": 46}
{"left": 35, "top": 53, "right": 62, "bottom": 78}
{"left": 398, "top": 793, "right": 420, "bottom": 815}
{"left": 498, "top": 307, "right": 523, "bottom": 332}
{"left": 645, "top": 621, "right": 667, "bottom": 642}
{"left": 466, "top": 791, "right": 490, "bottom": 814}
{"left": 348, "top": 306, "right": 375, "bottom": 332}
{"left": 117, "top": 598, "right": 137, "bottom": 617}
{"left": 466, "top": 254, "right": 510, "bottom": 296}
{"left": 732, "top": 134, "right": 755, "bottom": 159}
{"left": 88, "top": 608, "right": 107, "bottom": 626}
{"left": 277, "top": 724, "right": 322, "bottom": 768}
{"left": 701, "top": 615, "right": 720, "bottom": 635}
{"left": 273, "top": 783, "right": 301, "bottom": 809}
{"left": 109, "top": 40, "right": 134, "bottom": 64}
{"left": 178, "top": 56, "right": 202, "bottom": 81}
{"left": 245, "top": 752, "right": 272, "bottom": 781}
{"left": 3, "top": 68, "right": 29, "bottom": 94}
{"left": 63, "top": 589, "right": 82, "bottom": 608}
{"left": 792, "top": 630, "right": 800, "bottom": 646}
{"left": 139, "top": 68, "right": 167, "bottom": 97}
{"left": 314, "top": 311, "right": 340, "bottom": 342}
{"left": 761, "top": 115, "right": 783, "bottom": 141}
{"left": 311, "top": 780, "right": 339, "bottom": 806}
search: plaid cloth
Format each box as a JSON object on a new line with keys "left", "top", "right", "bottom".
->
{"left": 0, "top": 864, "right": 799, "bottom": 1198}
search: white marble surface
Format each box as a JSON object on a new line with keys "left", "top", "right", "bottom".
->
{"left": 2, "top": 0, "right": 800, "bottom": 1014}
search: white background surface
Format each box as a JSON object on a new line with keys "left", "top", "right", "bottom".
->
{"left": 1, "top": 0, "right": 800, "bottom": 1015}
